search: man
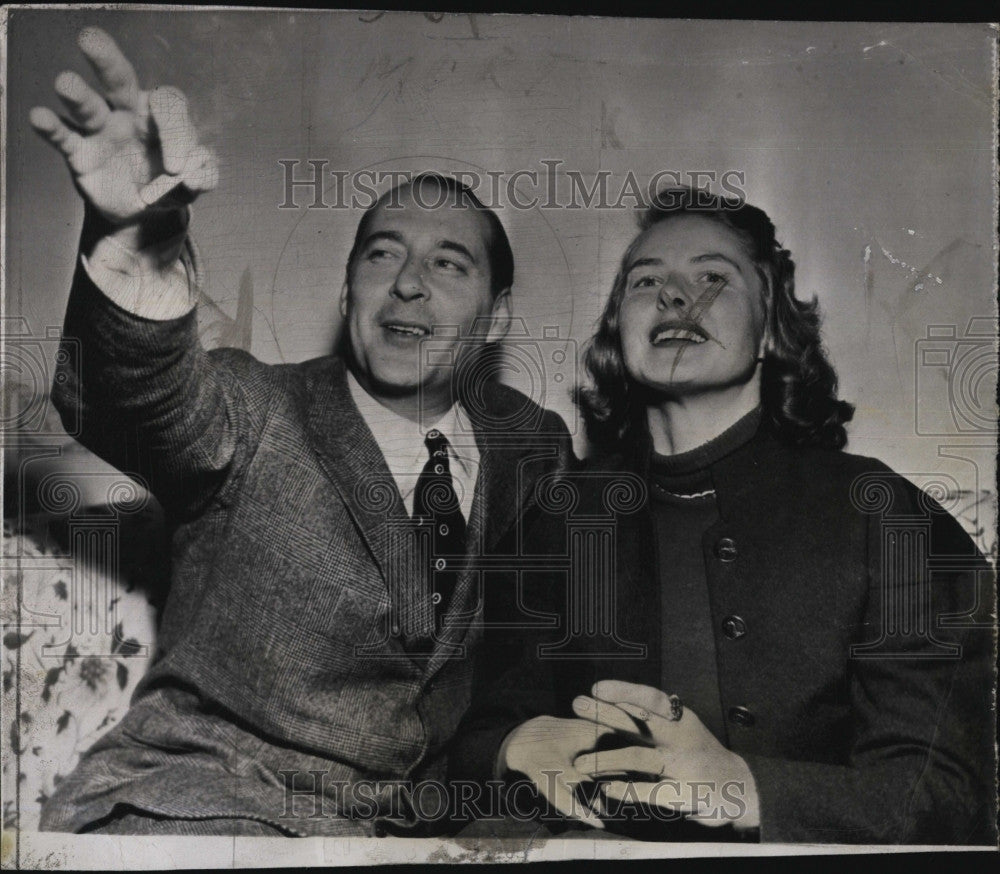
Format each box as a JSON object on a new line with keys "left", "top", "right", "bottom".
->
{"left": 31, "top": 27, "right": 571, "bottom": 836}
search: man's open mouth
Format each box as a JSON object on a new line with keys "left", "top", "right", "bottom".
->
{"left": 383, "top": 322, "right": 431, "bottom": 338}
{"left": 649, "top": 321, "right": 708, "bottom": 346}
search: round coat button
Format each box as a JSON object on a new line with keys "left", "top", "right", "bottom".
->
{"left": 728, "top": 706, "right": 755, "bottom": 727}
{"left": 722, "top": 615, "right": 747, "bottom": 639}
{"left": 715, "top": 537, "right": 738, "bottom": 561}
{"left": 431, "top": 592, "right": 442, "bottom": 605}
{"left": 434, "top": 464, "right": 445, "bottom": 475}
{"left": 439, "top": 524, "right": 449, "bottom": 536}
{"left": 427, "top": 429, "right": 441, "bottom": 440}
{"left": 435, "top": 558, "right": 447, "bottom": 571}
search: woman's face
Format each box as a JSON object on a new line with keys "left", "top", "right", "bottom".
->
{"left": 618, "top": 213, "right": 769, "bottom": 400}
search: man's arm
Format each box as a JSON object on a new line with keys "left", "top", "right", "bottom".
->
{"left": 79, "top": 206, "right": 196, "bottom": 321}
{"left": 34, "top": 28, "right": 255, "bottom": 516}
{"left": 53, "top": 253, "right": 261, "bottom": 518}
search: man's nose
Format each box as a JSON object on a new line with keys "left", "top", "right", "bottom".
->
{"left": 392, "top": 257, "right": 427, "bottom": 301}
{"left": 656, "top": 274, "right": 691, "bottom": 310}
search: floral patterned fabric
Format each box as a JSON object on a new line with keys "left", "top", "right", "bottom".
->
{"left": 2, "top": 513, "right": 158, "bottom": 833}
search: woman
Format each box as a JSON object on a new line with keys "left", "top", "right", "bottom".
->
{"left": 450, "top": 188, "right": 994, "bottom": 844}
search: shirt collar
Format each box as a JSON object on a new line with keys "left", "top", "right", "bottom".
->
{"left": 345, "top": 370, "right": 475, "bottom": 478}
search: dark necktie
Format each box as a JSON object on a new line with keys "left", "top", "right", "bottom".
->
{"left": 412, "top": 429, "right": 468, "bottom": 629}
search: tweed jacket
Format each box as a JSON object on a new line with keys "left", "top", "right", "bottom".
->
{"left": 40, "top": 263, "right": 572, "bottom": 836}
{"left": 452, "top": 424, "right": 996, "bottom": 845}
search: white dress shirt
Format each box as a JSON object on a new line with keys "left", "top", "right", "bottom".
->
{"left": 347, "top": 372, "right": 480, "bottom": 521}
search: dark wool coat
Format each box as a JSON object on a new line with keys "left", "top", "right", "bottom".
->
{"left": 451, "top": 424, "right": 996, "bottom": 845}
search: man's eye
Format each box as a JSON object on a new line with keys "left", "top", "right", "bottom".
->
{"left": 432, "top": 258, "right": 465, "bottom": 273}
{"left": 366, "top": 248, "right": 395, "bottom": 262}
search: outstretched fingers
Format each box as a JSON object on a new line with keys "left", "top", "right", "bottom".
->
{"left": 148, "top": 86, "right": 197, "bottom": 175}
{"left": 181, "top": 145, "right": 219, "bottom": 194}
{"left": 28, "top": 106, "right": 83, "bottom": 160}
{"left": 53, "top": 70, "right": 110, "bottom": 132}
{"left": 77, "top": 26, "right": 142, "bottom": 111}
{"left": 144, "top": 86, "right": 217, "bottom": 205}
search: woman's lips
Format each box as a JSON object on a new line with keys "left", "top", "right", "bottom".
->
{"left": 649, "top": 320, "right": 709, "bottom": 346}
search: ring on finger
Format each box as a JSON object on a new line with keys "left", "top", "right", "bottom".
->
{"left": 667, "top": 694, "right": 683, "bottom": 722}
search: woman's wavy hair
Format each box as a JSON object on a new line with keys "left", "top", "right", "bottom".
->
{"left": 576, "top": 187, "right": 855, "bottom": 453}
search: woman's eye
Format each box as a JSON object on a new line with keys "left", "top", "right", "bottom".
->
{"left": 366, "top": 248, "right": 393, "bottom": 262}
{"left": 701, "top": 271, "right": 729, "bottom": 285}
{"left": 631, "top": 275, "right": 661, "bottom": 289}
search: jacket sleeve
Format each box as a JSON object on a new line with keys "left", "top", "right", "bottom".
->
{"left": 743, "top": 476, "right": 996, "bottom": 845}
{"left": 446, "top": 612, "right": 564, "bottom": 786}
{"left": 51, "top": 255, "right": 267, "bottom": 519}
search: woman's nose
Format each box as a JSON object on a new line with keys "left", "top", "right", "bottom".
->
{"left": 657, "top": 276, "right": 689, "bottom": 310}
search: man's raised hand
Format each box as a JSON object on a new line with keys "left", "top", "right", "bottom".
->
{"left": 29, "top": 27, "right": 217, "bottom": 231}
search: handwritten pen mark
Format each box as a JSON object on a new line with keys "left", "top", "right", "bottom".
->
{"left": 667, "top": 279, "right": 727, "bottom": 383}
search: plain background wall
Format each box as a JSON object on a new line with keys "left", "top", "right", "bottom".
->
{"left": 5, "top": 10, "right": 997, "bottom": 539}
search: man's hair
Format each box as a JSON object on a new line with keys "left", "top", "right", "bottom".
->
{"left": 575, "top": 186, "right": 855, "bottom": 453}
{"left": 346, "top": 172, "right": 514, "bottom": 299}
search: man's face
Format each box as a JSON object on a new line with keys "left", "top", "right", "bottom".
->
{"left": 341, "top": 184, "right": 509, "bottom": 408}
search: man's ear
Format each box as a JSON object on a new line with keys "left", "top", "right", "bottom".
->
{"left": 485, "top": 290, "right": 512, "bottom": 344}
{"left": 339, "top": 281, "right": 350, "bottom": 319}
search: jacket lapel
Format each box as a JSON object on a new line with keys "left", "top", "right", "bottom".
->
{"left": 472, "top": 437, "right": 530, "bottom": 554}
{"left": 427, "top": 381, "right": 564, "bottom": 670}
{"left": 304, "top": 357, "right": 408, "bottom": 590}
